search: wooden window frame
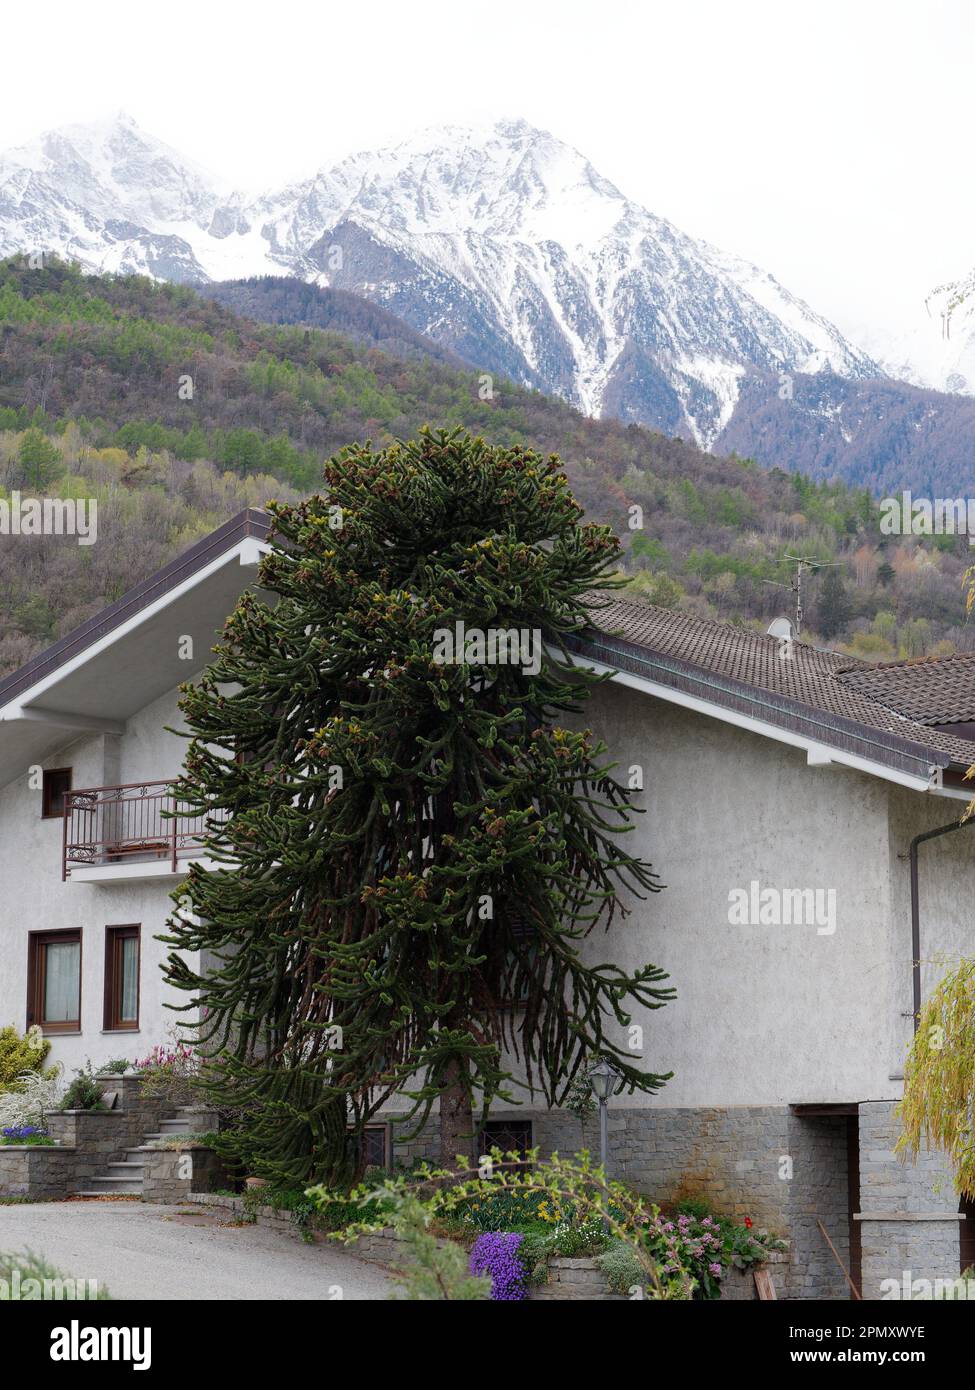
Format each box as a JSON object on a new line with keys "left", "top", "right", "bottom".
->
{"left": 41, "top": 767, "right": 72, "bottom": 820}
{"left": 27, "top": 928, "right": 83, "bottom": 1033}
{"left": 103, "top": 924, "right": 141, "bottom": 1032}
{"left": 348, "top": 1122, "right": 391, "bottom": 1171}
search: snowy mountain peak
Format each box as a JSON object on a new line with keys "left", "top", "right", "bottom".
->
{"left": 0, "top": 113, "right": 881, "bottom": 444}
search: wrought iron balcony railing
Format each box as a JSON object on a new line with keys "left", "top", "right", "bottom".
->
{"left": 62, "top": 781, "right": 223, "bottom": 879}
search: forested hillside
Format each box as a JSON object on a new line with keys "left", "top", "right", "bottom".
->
{"left": 0, "top": 256, "right": 972, "bottom": 679}
{"left": 199, "top": 276, "right": 464, "bottom": 368}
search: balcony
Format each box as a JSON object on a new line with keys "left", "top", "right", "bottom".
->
{"left": 62, "top": 781, "right": 224, "bottom": 883}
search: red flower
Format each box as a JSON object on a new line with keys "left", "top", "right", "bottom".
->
{"left": 744, "top": 1217, "right": 753, "bottom": 1229}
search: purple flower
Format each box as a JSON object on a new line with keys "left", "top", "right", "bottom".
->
{"left": 709, "top": 1262, "right": 722, "bottom": 1277}
{"left": 470, "top": 1232, "right": 528, "bottom": 1301}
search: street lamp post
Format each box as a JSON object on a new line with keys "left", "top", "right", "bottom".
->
{"left": 588, "top": 1058, "right": 617, "bottom": 1233}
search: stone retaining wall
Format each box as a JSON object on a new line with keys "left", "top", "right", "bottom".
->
{"left": 141, "top": 1145, "right": 228, "bottom": 1203}
{"left": 0, "top": 1072, "right": 215, "bottom": 1199}
{"left": 0, "top": 1144, "right": 77, "bottom": 1198}
{"left": 531, "top": 1257, "right": 624, "bottom": 1301}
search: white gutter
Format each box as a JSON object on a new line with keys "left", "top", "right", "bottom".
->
{"left": 577, "top": 653, "right": 941, "bottom": 795}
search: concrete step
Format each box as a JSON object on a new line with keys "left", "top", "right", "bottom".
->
{"left": 156, "top": 1118, "right": 198, "bottom": 1133}
{"left": 104, "top": 1161, "right": 144, "bottom": 1176}
{"left": 75, "top": 1175, "right": 144, "bottom": 1195}
{"left": 73, "top": 1191, "right": 142, "bottom": 1198}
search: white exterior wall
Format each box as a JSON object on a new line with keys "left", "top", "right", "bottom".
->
{"left": 2, "top": 657, "right": 973, "bottom": 1110}
{"left": 0, "top": 681, "right": 200, "bottom": 1073}
{"left": 564, "top": 679, "right": 975, "bottom": 1110}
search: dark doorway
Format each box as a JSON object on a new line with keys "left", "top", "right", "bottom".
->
{"left": 960, "top": 1194, "right": 975, "bottom": 1275}
{"left": 846, "top": 1114, "right": 862, "bottom": 1297}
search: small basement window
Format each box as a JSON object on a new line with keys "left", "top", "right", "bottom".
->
{"left": 348, "top": 1123, "right": 391, "bottom": 1171}
{"left": 478, "top": 1120, "right": 533, "bottom": 1161}
{"left": 362, "top": 1124, "right": 389, "bottom": 1170}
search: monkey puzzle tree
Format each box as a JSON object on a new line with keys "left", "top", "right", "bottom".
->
{"left": 163, "top": 427, "right": 672, "bottom": 1189}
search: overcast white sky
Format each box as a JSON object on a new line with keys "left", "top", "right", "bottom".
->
{"left": 2, "top": 0, "right": 972, "bottom": 355}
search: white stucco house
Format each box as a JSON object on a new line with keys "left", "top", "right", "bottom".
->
{"left": 2, "top": 507, "right": 974, "bottom": 1298}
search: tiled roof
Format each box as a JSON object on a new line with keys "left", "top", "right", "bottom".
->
{"left": 833, "top": 651, "right": 975, "bottom": 726}
{"left": 576, "top": 594, "right": 975, "bottom": 776}
{"left": 2, "top": 507, "right": 973, "bottom": 785}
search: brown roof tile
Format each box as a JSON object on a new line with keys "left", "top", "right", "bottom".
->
{"left": 834, "top": 650, "right": 975, "bottom": 726}
{"left": 578, "top": 594, "right": 975, "bottom": 776}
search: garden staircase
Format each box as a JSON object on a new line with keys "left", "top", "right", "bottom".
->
{"left": 73, "top": 1108, "right": 207, "bottom": 1198}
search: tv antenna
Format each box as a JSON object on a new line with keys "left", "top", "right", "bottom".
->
{"left": 762, "top": 554, "right": 842, "bottom": 636}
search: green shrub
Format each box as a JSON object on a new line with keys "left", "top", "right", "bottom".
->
{"left": 599, "top": 1239, "right": 648, "bottom": 1296}
{"left": 511, "top": 1231, "right": 551, "bottom": 1286}
{"left": 59, "top": 1062, "right": 104, "bottom": 1112}
{"left": 101, "top": 1058, "right": 131, "bottom": 1076}
{"left": 300, "top": 1187, "right": 395, "bottom": 1233}
{"left": 549, "top": 1215, "right": 608, "bottom": 1257}
{"left": 674, "top": 1196, "right": 711, "bottom": 1220}
{"left": 454, "top": 1186, "right": 556, "bottom": 1233}
{"left": 0, "top": 1026, "right": 52, "bottom": 1090}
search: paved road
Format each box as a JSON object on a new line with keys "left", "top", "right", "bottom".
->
{"left": 0, "top": 1200, "right": 393, "bottom": 1300}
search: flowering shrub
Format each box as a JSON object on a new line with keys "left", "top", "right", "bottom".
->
{"left": 0, "top": 1125, "right": 54, "bottom": 1146}
{"left": 672, "top": 1199, "right": 786, "bottom": 1293}
{"left": 458, "top": 1185, "right": 553, "bottom": 1233}
{"left": 0, "top": 1066, "right": 64, "bottom": 1130}
{"left": 469, "top": 1232, "right": 529, "bottom": 1301}
{"left": 646, "top": 1211, "right": 725, "bottom": 1298}
{"left": 134, "top": 1042, "right": 195, "bottom": 1071}
{"left": 318, "top": 1150, "right": 788, "bottom": 1302}
{"left": 0, "top": 1025, "right": 53, "bottom": 1088}
{"left": 548, "top": 1215, "right": 607, "bottom": 1257}
{"left": 134, "top": 1040, "right": 199, "bottom": 1102}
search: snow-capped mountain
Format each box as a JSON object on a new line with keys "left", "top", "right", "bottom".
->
{"left": 844, "top": 271, "right": 975, "bottom": 397}
{"left": 0, "top": 112, "right": 881, "bottom": 445}
{"left": 911, "top": 272, "right": 975, "bottom": 394}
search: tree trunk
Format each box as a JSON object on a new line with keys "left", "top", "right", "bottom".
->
{"left": 439, "top": 1056, "right": 474, "bottom": 1170}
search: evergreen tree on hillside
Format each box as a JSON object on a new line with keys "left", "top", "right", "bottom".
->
{"left": 16, "top": 428, "right": 62, "bottom": 490}
{"left": 817, "top": 567, "right": 853, "bottom": 640}
{"left": 162, "top": 428, "right": 673, "bottom": 1189}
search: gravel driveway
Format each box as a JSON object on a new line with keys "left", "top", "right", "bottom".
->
{"left": 0, "top": 1199, "right": 394, "bottom": 1300}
